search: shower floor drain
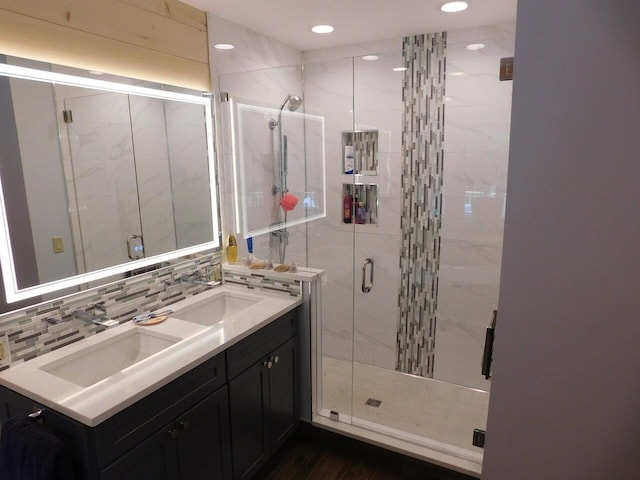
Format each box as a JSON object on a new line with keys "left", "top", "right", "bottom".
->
{"left": 365, "top": 398, "right": 382, "bottom": 408}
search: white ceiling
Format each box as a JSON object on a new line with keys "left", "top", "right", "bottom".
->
{"left": 183, "top": 0, "right": 518, "bottom": 51}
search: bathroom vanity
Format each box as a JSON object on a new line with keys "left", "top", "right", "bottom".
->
{"left": 0, "top": 285, "right": 301, "bottom": 480}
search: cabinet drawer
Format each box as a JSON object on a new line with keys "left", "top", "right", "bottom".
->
{"left": 94, "top": 352, "right": 226, "bottom": 469}
{"left": 226, "top": 308, "right": 298, "bottom": 380}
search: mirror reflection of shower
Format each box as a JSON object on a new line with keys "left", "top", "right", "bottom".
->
{"left": 268, "top": 94, "right": 303, "bottom": 263}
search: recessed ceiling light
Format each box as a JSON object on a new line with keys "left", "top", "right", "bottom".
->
{"left": 466, "top": 43, "right": 486, "bottom": 51}
{"left": 440, "top": 1, "right": 469, "bottom": 13}
{"left": 214, "top": 43, "right": 235, "bottom": 50}
{"left": 312, "top": 25, "right": 334, "bottom": 34}
{"left": 362, "top": 55, "right": 379, "bottom": 61}
{"left": 393, "top": 67, "right": 408, "bottom": 72}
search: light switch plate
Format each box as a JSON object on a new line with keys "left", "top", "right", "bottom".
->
{"left": 52, "top": 236, "right": 64, "bottom": 254}
{"left": 0, "top": 334, "right": 11, "bottom": 367}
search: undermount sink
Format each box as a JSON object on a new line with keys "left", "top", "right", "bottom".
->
{"left": 172, "top": 291, "right": 261, "bottom": 326}
{"left": 40, "top": 328, "right": 181, "bottom": 387}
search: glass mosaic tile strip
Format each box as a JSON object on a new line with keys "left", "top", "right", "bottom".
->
{"left": 396, "top": 33, "right": 447, "bottom": 378}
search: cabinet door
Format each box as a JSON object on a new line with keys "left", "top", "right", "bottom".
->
{"left": 229, "top": 361, "right": 270, "bottom": 480}
{"left": 176, "top": 386, "right": 232, "bottom": 480}
{"left": 100, "top": 424, "right": 179, "bottom": 480}
{"left": 268, "top": 337, "right": 298, "bottom": 450}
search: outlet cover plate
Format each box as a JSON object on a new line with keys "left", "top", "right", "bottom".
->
{"left": 0, "top": 334, "right": 11, "bottom": 367}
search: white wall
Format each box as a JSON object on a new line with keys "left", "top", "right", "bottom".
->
{"left": 483, "top": 1, "right": 640, "bottom": 478}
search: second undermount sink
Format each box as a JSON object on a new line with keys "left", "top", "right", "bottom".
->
{"left": 40, "top": 328, "right": 181, "bottom": 387}
{"left": 171, "top": 291, "right": 262, "bottom": 326}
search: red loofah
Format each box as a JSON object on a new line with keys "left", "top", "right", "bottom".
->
{"left": 279, "top": 193, "right": 299, "bottom": 211}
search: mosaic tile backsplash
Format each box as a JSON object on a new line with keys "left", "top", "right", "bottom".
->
{"left": 396, "top": 33, "right": 447, "bottom": 378}
{"left": 222, "top": 269, "right": 301, "bottom": 297}
{"left": 0, "top": 253, "right": 222, "bottom": 370}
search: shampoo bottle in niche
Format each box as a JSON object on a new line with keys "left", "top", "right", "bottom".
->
{"left": 356, "top": 201, "right": 367, "bottom": 224}
{"left": 343, "top": 192, "right": 353, "bottom": 223}
{"left": 344, "top": 145, "right": 355, "bottom": 174}
{"left": 226, "top": 234, "right": 238, "bottom": 264}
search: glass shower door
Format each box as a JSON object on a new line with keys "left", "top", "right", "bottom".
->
{"left": 64, "top": 91, "right": 143, "bottom": 274}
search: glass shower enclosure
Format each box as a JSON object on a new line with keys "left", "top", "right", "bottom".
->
{"left": 218, "top": 22, "right": 515, "bottom": 476}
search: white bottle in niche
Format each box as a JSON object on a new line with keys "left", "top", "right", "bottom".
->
{"left": 344, "top": 145, "right": 354, "bottom": 174}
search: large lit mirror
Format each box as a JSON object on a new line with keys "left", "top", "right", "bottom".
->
{"left": 0, "top": 57, "right": 219, "bottom": 304}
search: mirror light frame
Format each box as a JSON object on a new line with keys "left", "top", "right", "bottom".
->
{"left": 0, "top": 63, "right": 220, "bottom": 303}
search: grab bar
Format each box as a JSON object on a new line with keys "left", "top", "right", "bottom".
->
{"left": 361, "top": 258, "right": 374, "bottom": 293}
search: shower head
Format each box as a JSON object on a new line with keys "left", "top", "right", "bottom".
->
{"left": 279, "top": 94, "right": 303, "bottom": 112}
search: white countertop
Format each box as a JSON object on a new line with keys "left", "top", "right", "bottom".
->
{"left": 0, "top": 284, "right": 301, "bottom": 427}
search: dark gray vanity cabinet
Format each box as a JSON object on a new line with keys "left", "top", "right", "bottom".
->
{"left": 227, "top": 310, "right": 299, "bottom": 480}
{"left": 100, "top": 385, "right": 231, "bottom": 480}
{"left": 0, "top": 351, "right": 232, "bottom": 480}
{"left": 0, "top": 307, "right": 300, "bottom": 480}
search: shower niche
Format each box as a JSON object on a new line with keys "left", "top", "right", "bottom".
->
{"left": 342, "top": 183, "right": 378, "bottom": 226}
{"left": 342, "top": 130, "right": 378, "bottom": 175}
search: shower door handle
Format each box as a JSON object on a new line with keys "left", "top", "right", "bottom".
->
{"left": 481, "top": 310, "right": 497, "bottom": 379}
{"left": 361, "top": 258, "right": 374, "bottom": 293}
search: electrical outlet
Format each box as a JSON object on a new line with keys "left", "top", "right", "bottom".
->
{"left": 0, "top": 334, "right": 11, "bottom": 367}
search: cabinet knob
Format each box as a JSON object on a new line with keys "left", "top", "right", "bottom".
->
{"left": 272, "top": 355, "right": 279, "bottom": 364}
{"left": 168, "top": 428, "right": 179, "bottom": 439}
{"left": 263, "top": 360, "right": 273, "bottom": 369}
{"left": 179, "top": 420, "right": 191, "bottom": 431}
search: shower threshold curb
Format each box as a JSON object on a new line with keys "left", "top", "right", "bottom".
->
{"left": 312, "top": 414, "right": 482, "bottom": 478}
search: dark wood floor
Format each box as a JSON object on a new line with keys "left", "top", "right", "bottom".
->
{"left": 255, "top": 424, "right": 477, "bottom": 480}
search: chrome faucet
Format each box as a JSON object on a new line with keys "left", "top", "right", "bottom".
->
{"left": 71, "top": 307, "right": 118, "bottom": 328}
{"left": 179, "top": 272, "right": 221, "bottom": 288}
{"left": 45, "top": 306, "right": 117, "bottom": 328}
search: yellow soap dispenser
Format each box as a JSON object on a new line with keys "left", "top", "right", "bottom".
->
{"left": 226, "top": 234, "right": 238, "bottom": 264}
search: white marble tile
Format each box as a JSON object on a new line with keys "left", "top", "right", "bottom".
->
{"left": 220, "top": 65, "right": 303, "bottom": 107}
{"left": 444, "top": 104, "right": 513, "bottom": 152}
{"left": 303, "top": 37, "right": 402, "bottom": 64}
{"left": 354, "top": 52, "right": 403, "bottom": 112}
{"left": 208, "top": 13, "right": 302, "bottom": 77}
{"left": 446, "top": 22, "right": 516, "bottom": 57}
{"left": 302, "top": 58, "right": 354, "bottom": 114}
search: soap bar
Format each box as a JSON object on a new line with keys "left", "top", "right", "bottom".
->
{"left": 134, "top": 315, "right": 168, "bottom": 326}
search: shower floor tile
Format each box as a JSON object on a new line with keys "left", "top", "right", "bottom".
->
{"left": 320, "top": 356, "right": 489, "bottom": 454}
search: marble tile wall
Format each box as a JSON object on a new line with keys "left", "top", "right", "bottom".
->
{"left": 207, "top": 13, "right": 306, "bottom": 267}
{"left": 130, "top": 96, "right": 177, "bottom": 257}
{"left": 304, "top": 50, "right": 404, "bottom": 371}
{"left": 0, "top": 253, "right": 221, "bottom": 370}
{"left": 434, "top": 23, "right": 515, "bottom": 390}
{"left": 66, "top": 92, "right": 140, "bottom": 272}
{"left": 210, "top": 18, "right": 514, "bottom": 389}
{"left": 164, "top": 101, "right": 213, "bottom": 249}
